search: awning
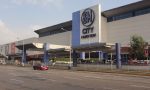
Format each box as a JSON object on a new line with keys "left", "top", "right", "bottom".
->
{"left": 73, "top": 43, "right": 115, "bottom": 52}
{"left": 16, "top": 43, "right": 70, "bottom": 52}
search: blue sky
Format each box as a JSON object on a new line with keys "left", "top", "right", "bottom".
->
{"left": 0, "top": 0, "right": 141, "bottom": 44}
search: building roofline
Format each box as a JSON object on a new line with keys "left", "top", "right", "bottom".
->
{"left": 102, "top": 0, "right": 150, "bottom": 17}
{"left": 34, "top": 1, "right": 150, "bottom": 34}
{"left": 34, "top": 20, "right": 72, "bottom": 35}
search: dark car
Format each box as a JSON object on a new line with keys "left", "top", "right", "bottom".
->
{"left": 33, "top": 64, "right": 49, "bottom": 70}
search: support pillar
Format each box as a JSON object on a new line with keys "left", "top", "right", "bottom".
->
{"left": 98, "top": 51, "right": 103, "bottom": 61}
{"left": 116, "top": 43, "right": 121, "bottom": 69}
{"left": 73, "top": 50, "right": 77, "bottom": 67}
{"left": 104, "top": 53, "right": 108, "bottom": 61}
{"left": 80, "top": 52, "right": 85, "bottom": 60}
{"left": 98, "top": 51, "right": 101, "bottom": 61}
{"left": 43, "top": 43, "right": 49, "bottom": 65}
{"left": 21, "top": 48, "right": 26, "bottom": 64}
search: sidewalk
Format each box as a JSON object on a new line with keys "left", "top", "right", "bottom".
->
{"left": 1, "top": 64, "right": 150, "bottom": 77}
{"left": 71, "top": 67, "right": 150, "bottom": 77}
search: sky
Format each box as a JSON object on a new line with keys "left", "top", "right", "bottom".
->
{"left": 0, "top": 0, "right": 141, "bottom": 44}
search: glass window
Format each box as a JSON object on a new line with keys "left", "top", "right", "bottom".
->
{"left": 114, "top": 12, "right": 133, "bottom": 20}
{"left": 135, "top": 7, "right": 150, "bottom": 16}
{"left": 107, "top": 12, "right": 133, "bottom": 22}
{"left": 107, "top": 7, "right": 150, "bottom": 22}
{"left": 107, "top": 17, "right": 113, "bottom": 22}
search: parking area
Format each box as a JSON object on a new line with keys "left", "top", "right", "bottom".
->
{"left": 0, "top": 65, "right": 150, "bottom": 90}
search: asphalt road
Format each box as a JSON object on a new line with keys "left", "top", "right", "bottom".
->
{"left": 0, "top": 66, "right": 150, "bottom": 90}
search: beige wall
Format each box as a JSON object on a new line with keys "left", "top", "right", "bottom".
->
{"left": 101, "top": 16, "right": 108, "bottom": 42}
{"left": 0, "top": 32, "right": 71, "bottom": 57}
{"left": 38, "top": 31, "right": 71, "bottom": 46}
{"left": 107, "top": 14, "right": 150, "bottom": 46}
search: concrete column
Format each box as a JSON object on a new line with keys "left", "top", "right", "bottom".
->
{"left": 80, "top": 52, "right": 85, "bottom": 60}
{"left": 104, "top": 53, "right": 108, "bottom": 60}
{"left": 43, "top": 43, "right": 49, "bottom": 65}
{"left": 116, "top": 43, "right": 121, "bottom": 69}
{"left": 98, "top": 51, "right": 102, "bottom": 61}
{"left": 98, "top": 51, "right": 104, "bottom": 61}
{"left": 21, "top": 48, "right": 26, "bottom": 64}
{"left": 73, "top": 50, "right": 77, "bottom": 67}
{"left": 98, "top": 51, "right": 101, "bottom": 61}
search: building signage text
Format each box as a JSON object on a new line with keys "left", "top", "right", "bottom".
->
{"left": 81, "top": 8, "right": 96, "bottom": 39}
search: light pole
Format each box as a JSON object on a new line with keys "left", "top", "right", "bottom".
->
{"left": 61, "top": 28, "right": 72, "bottom": 68}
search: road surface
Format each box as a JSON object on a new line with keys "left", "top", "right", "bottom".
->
{"left": 0, "top": 65, "right": 150, "bottom": 90}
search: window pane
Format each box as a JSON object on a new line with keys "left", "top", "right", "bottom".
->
{"left": 114, "top": 12, "right": 133, "bottom": 20}
{"left": 135, "top": 8, "right": 150, "bottom": 16}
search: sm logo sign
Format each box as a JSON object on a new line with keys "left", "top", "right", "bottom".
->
{"left": 81, "top": 8, "right": 96, "bottom": 39}
{"left": 81, "top": 8, "right": 95, "bottom": 27}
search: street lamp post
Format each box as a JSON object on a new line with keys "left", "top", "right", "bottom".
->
{"left": 61, "top": 28, "right": 72, "bottom": 68}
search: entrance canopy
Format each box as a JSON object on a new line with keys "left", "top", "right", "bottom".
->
{"left": 16, "top": 43, "right": 43, "bottom": 51}
{"left": 16, "top": 43, "right": 70, "bottom": 52}
{"left": 73, "top": 43, "right": 115, "bottom": 53}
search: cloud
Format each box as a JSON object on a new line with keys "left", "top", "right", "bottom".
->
{"left": 14, "top": 25, "right": 39, "bottom": 41}
{"left": 0, "top": 20, "right": 39, "bottom": 45}
{"left": 11, "top": 0, "right": 64, "bottom": 8}
{"left": 0, "top": 20, "right": 17, "bottom": 44}
{"left": 12, "top": 0, "right": 38, "bottom": 5}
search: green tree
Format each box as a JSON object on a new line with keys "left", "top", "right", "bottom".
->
{"left": 130, "top": 35, "right": 147, "bottom": 60}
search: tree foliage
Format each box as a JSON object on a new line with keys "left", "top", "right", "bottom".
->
{"left": 130, "top": 35, "right": 147, "bottom": 60}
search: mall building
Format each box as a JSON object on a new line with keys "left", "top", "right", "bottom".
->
{"left": 0, "top": 0, "right": 150, "bottom": 65}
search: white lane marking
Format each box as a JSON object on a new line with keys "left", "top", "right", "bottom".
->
{"left": 130, "top": 85, "right": 150, "bottom": 89}
{"left": 10, "top": 79, "right": 24, "bottom": 83}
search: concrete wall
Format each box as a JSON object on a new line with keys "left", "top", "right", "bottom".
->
{"left": 16, "top": 37, "right": 38, "bottom": 46}
{"left": 101, "top": 16, "right": 108, "bottom": 42}
{"left": 38, "top": 31, "right": 71, "bottom": 46}
{"left": 107, "top": 13, "right": 150, "bottom": 46}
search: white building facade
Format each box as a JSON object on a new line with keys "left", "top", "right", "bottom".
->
{"left": 0, "top": 0, "right": 149, "bottom": 63}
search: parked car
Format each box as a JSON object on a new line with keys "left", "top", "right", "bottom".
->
{"left": 33, "top": 64, "right": 49, "bottom": 70}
